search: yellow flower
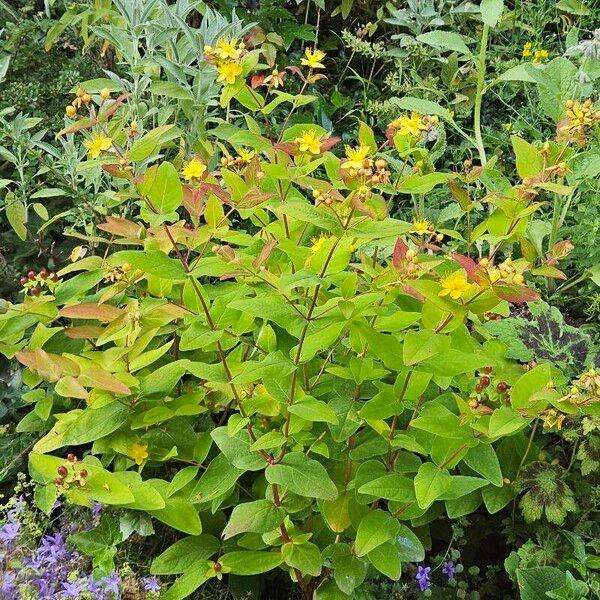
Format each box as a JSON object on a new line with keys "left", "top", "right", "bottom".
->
{"left": 182, "top": 157, "right": 207, "bottom": 181}
{"left": 504, "top": 122, "right": 512, "bottom": 132}
{"left": 522, "top": 42, "right": 532, "bottom": 58}
{"left": 391, "top": 112, "right": 427, "bottom": 137}
{"left": 341, "top": 144, "right": 372, "bottom": 170}
{"left": 294, "top": 129, "right": 322, "bottom": 155}
{"left": 264, "top": 68, "right": 285, "bottom": 89}
{"left": 84, "top": 133, "right": 112, "bottom": 159}
{"left": 439, "top": 271, "right": 471, "bottom": 300}
{"left": 129, "top": 442, "right": 148, "bottom": 465}
{"left": 301, "top": 47, "right": 326, "bottom": 70}
{"left": 217, "top": 62, "right": 243, "bottom": 85}
{"left": 532, "top": 49, "right": 548, "bottom": 64}
{"left": 411, "top": 218, "right": 432, "bottom": 236}
{"left": 215, "top": 38, "right": 240, "bottom": 61}
{"left": 311, "top": 234, "right": 328, "bottom": 253}
{"left": 238, "top": 148, "right": 256, "bottom": 163}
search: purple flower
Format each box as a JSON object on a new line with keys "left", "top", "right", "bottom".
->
{"left": 416, "top": 565, "right": 432, "bottom": 592}
{"left": 61, "top": 579, "right": 86, "bottom": 598}
{"left": 0, "top": 521, "right": 20, "bottom": 546}
{"left": 90, "top": 502, "right": 103, "bottom": 517}
{"left": 101, "top": 572, "right": 120, "bottom": 596}
{"left": 442, "top": 560, "right": 456, "bottom": 580}
{"left": 142, "top": 576, "right": 161, "bottom": 592}
{"left": 1, "top": 571, "right": 17, "bottom": 597}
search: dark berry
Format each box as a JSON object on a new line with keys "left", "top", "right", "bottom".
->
{"left": 19, "top": 276, "right": 28, "bottom": 285}
{"left": 497, "top": 382, "right": 509, "bottom": 393}
{"left": 483, "top": 366, "right": 493, "bottom": 374}
{"left": 67, "top": 453, "right": 76, "bottom": 462}
{"left": 480, "top": 376, "right": 491, "bottom": 388}
{"left": 49, "top": 272, "right": 58, "bottom": 282}
{"left": 30, "top": 286, "right": 41, "bottom": 296}
{"left": 27, "top": 270, "right": 36, "bottom": 280}
{"left": 57, "top": 465, "right": 68, "bottom": 477}
{"left": 79, "top": 469, "right": 88, "bottom": 478}
{"left": 54, "top": 477, "right": 64, "bottom": 486}
{"left": 475, "top": 383, "right": 484, "bottom": 393}
{"left": 39, "top": 269, "right": 48, "bottom": 279}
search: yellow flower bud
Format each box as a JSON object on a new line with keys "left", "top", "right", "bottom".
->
{"left": 513, "top": 273, "right": 524, "bottom": 285}
{"left": 479, "top": 258, "right": 489, "bottom": 268}
{"left": 406, "top": 249, "right": 417, "bottom": 260}
{"left": 66, "top": 105, "right": 76, "bottom": 118}
{"left": 82, "top": 93, "right": 92, "bottom": 105}
{"left": 100, "top": 88, "right": 111, "bottom": 100}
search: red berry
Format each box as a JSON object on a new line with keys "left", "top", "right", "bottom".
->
{"left": 19, "top": 276, "right": 28, "bottom": 285}
{"left": 49, "top": 272, "right": 58, "bottom": 282}
{"left": 30, "top": 286, "right": 41, "bottom": 296}
{"left": 483, "top": 366, "right": 493, "bottom": 374}
{"left": 39, "top": 269, "right": 48, "bottom": 279}
{"left": 213, "top": 562, "right": 222, "bottom": 573}
{"left": 79, "top": 469, "right": 88, "bottom": 478}
{"left": 497, "top": 382, "right": 509, "bottom": 393}
{"left": 54, "top": 477, "right": 64, "bottom": 485}
{"left": 475, "top": 383, "right": 484, "bottom": 393}
{"left": 57, "top": 465, "right": 68, "bottom": 477}
{"left": 67, "top": 453, "right": 76, "bottom": 462}
{"left": 480, "top": 376, "right": 491, "bottom": 388}
{"left": 27, "top": 270, "right": 36, "bottom": 280}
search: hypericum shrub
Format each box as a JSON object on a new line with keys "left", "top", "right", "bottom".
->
{"left": 0, "top": 14, "right": 598, "bottom": 600}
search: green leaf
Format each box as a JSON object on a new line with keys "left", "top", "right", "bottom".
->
{"left": 161, "top": 570, "right": 208, "bottom": 600}
{"left": 463, "top": 444, "right": 503, "bottom": 487}
{"left": 488, "top": 406, "right": 527, "bottom": 438}
{"left": 62, "top": 402, "right": 129, "bottom": 446}
{"left": 222, "top": 500, "right": 285, "bottom": 539}
{"left": 220, "top": 551, "right": 283, "bottom": 575}
{"left": 416, "top": 31, "right": 472, "bottom": 56}
{"left": 147, "top": 161, "right": 183, "bottom": 215}
{"left": 357, "top": 474, "right": 415, "bottom": 502}
{"left": 511, "top": 136, "right": 543, "bottom": 179}
{"left": 6, "top": 197, "right": 27, "bottom": 240}
{"left": 150, "top": 81, "right": 194, "bottom": 101}
{"left": 390, "top": 97, "right": 453, "bottom": 122}
{"left": 403, "top": 330, "right": 449, "bottom": 365}
{"left": 355, "top": 510, "right": 400, "bottom": 557}
{"left": 110, "top": 250, "right": 186, "bottom": 281}
{"left": 287, "top": 396, "right": 338, "bottom": 424}
{"left": 265, "top": 452, "right": 338, "bottom": 500}
{"left": 211, "top": 427, "right": 265, "bottom": 471}
{"left": 148, "top": 495, "right": 202, "bottom": 535}
{"left": 283, "top": 541, "right": 322, "bottom": 577}
{"left": 414, "top": 462, "right": 452, "bottom": 509}
{"left": 480, "top": 0, "right": 504, "bottom": 27}
{"left": 516, "top": 567, "right": 567, "bottom": 600}
{"left": 368, "top": 542, "right": 401, "bottom": 580}
{"left": 151, "top": 535, "right": 219, "bottom": 575}
{"left": 129, "top": 125, "right": 181, "bottom": 161}
{"left": 510, "top": 363, "right": 552, "bottom": 409}
{"left": 394, "top": 524, "right": 425, "bottom": 562}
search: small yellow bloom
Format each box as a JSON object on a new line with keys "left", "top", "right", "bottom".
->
{"left": 391, "top": 112, "right": 427, "bottom": 137}
{"left": 532, "top": 49, "right": 548, "bottom": 64}
{"left": 301, "top": 47, "right": 326, "bottom": 70}
{"left": 311, "top": 234, "right": 328, "bottom": 253}
{"left": 65, "top": 105, "right": 76, "bottom": 118}
{"left": 84, "top": 133, "right": 112, "bottom": 159}
{"left": 182, "top": 157, "right": 207, "bottom": 181}
{"left": 522, "top": 42, "right": 533, "bottom": 58}
{"left": 294, "top": 129, "right": 322, "bottom": 155}
{"left": 215, "top": 38, "right": 240, "bottom": 61}
{"left": 238, "top": 148, "right": 256, "bottom": 163}
{"left": 100, "top": 87, "right": 111, "bottom": 100}
{"left": 129, "top": 442, "right": 149, "bottom": 465}
{"left": 411, "top": 218, "right": 433, "bottom": 236}
{"left": 504, "top": 122, "right": 512, "bottom": 132}
{"left": 439, "top": 271, "right": 471, "bottom": 300}
{"left": 217, "top": 62, "right": 243, "bottom": 85}
{"left": 341, "top": 144, "right": 372, "bottom": 170}
{"left": 264, "top": 68, "right": 285, "bottom": 89}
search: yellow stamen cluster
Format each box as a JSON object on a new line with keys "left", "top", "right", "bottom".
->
{"left": 411, "top": 219, "right": 444, "bottom": 244}
{"left": 182, "top": 157, "right": 207, "bottom": 181}
{"left": 557, "top": 371, "right": 600, "bottom": 406}
{"left": 438, "top": 270, "right": 471, "bottom": 300}
{"left": 221, "top": 148, "right": 257, "bottom": 169}
{"left": 388, "top": 113, "right": 439, "bottom": 138}
{"left": 294, "top": 129, "right": 323, "bottom": 155}
{"left": 129, "top": 441, "right": 149, "bottom": 465}
{"left": 557, "top": 99, "right": 600, "bottom": 145}
{"left": 310, "top": 234, "right": 328, "bottom": 253}
{"left": 342, "top": 149, "right": 390, "bottom": 186}
{"left": 301, "top": 47, "right": 326, "bottom": 70}
{"left": 83, "top": 133, "right": 112, "bottom": 159}
{"left": 205, "top": 38, "right": 246, "bottom": 86}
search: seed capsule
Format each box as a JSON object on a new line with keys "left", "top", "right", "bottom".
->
{"left": 496, "top": 381, "right": 509, "bottom": 393}
{"left": 57, "top": 465, "right": 68, "bottom": 477}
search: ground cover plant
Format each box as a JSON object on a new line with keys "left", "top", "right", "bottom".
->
{"left": 0, "top": 0, "right": 600, "bottom": 599}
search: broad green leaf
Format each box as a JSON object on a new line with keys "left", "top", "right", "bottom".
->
{"left": 481, "top": 0, "right": 504, "bottom": 27}
{"left": 463, "top": 444, "right": 503, "bottom": 487}
{"left": 414, "top": 462, "right": 452, "bottom": 509}
{"left": 265, "top": 452, "right": 338, "bottom": 500}
{"left": 222, "top": 500, "right": 285, "bottom": 539}
{"left": 416, "top": 31, "right": 472, "bottom": 56}
{"left": 147, "top": 161, "right": 182, "bottom": 215}
{"left": 354, "top": 510, "right": 400, "bottom": 557}
{"left": 220, "top": 551, "right": 283, "bottom": 575}
{"left": 283, "top": 541, "right": 322, "bottom": 577}
{"left": 151, "top": 535, "right": 219, "bottom": 574}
